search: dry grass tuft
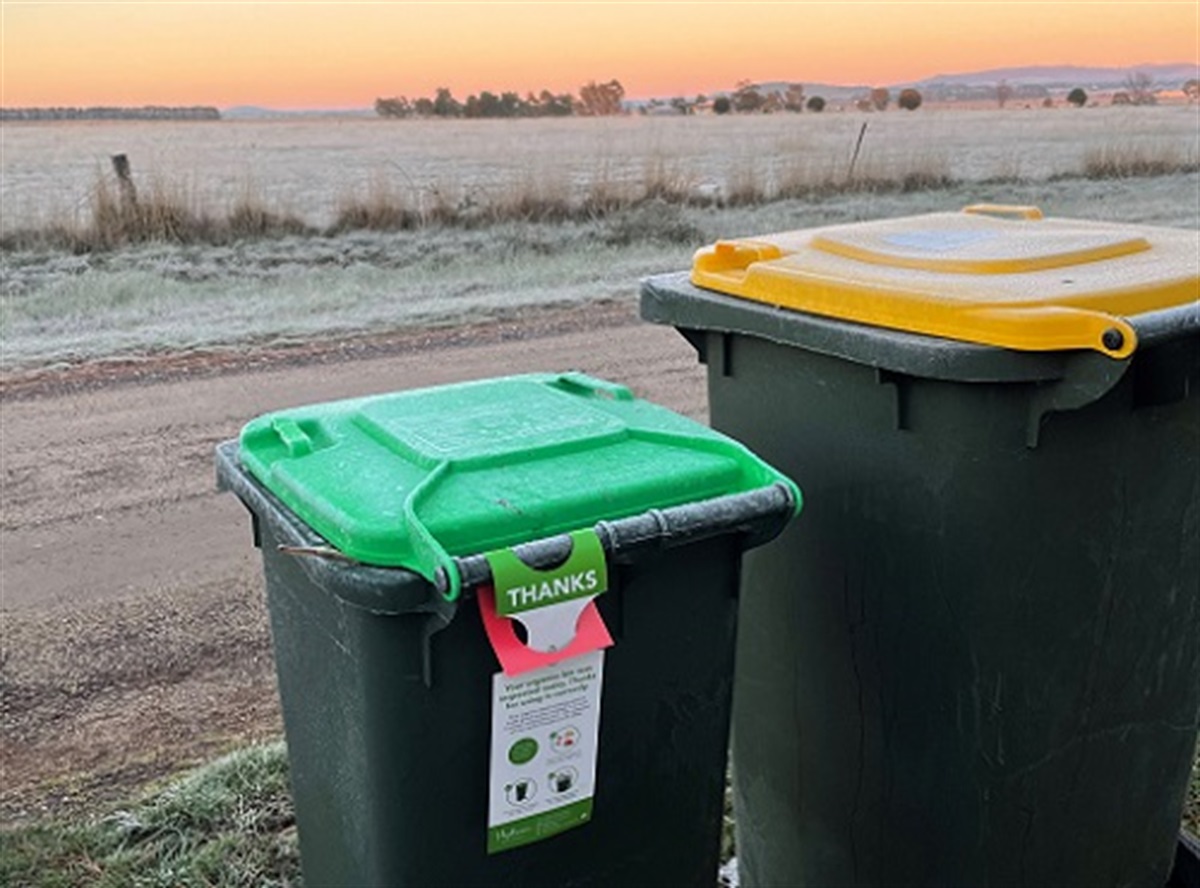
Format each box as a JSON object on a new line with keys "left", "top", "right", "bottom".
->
{"left": 1, "top": 176, "right": 311, "bottom": 252}
{"left": 330, "top": 180, "right": 419, "bottom": 234}
{"left": 1081, "top": 141, "right": 1199, "bottom": 179}
{"left": 640, "top": 153, "right": 697, "bottom": 204}
{"left": 483, "top": 171, "right": 576, "bottom": 224}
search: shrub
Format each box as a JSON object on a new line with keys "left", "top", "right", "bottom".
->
{"left": 601, "top": 200, "right": 702, "bottom": 246}
{"left": 897, "top": 89, "right": 923, "bottom": 111}
{"left": 1067, "top": 87, "right": 1088, "bottom": 107}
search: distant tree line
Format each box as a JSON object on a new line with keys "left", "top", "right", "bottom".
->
{"left": 1, "top": 106, "right": 220, "bottom": 121}
{"left": 1064, "top": 74, "right": 1197, "bottom": 108}
{"left": 376, "top": 70, "right": 1200, "bottom": 122}
{"left": 375, "top": 80, "right": 624, "bottom": 118}
{"left": 706, "top": 82, "right": 920, "bottom": 115}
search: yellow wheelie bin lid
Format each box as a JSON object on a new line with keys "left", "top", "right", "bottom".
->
{"left": 691, "top": 205, "right": 1199, "bottom": 359}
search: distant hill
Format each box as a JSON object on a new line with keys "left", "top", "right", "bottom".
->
{"left": 914, "top": 63, "right": 1199, "bottom": 90}
{"left": 682, "top": 64, "right": 1197, "bottom": 107}
{"left": 757, "top": 64, "right": 1197, "bottom": 94}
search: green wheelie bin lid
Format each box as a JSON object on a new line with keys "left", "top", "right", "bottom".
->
{"left": 238, "top": 372, "right": 800, "bottom": 601}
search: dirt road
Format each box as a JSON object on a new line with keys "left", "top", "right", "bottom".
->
{"left": 0, "top": 302, "right": 709, "bottom": 823}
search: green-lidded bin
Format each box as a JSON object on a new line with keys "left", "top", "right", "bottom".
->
{"left": 641, "top": 206, "right": 1200, "bottom": 887}
{"left": 215, "top": 371, "right": 799, "bottom": 887}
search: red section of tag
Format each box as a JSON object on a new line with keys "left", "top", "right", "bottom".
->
{"left": 477, "top": 585, "right": 613, "bottom": 676}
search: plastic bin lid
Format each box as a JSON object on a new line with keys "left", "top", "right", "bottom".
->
{"left": 238, "top": 372, "right": 796, "bottom": 600}
{"left": 691, "top": 205, "right": 1199, "bottom": 359}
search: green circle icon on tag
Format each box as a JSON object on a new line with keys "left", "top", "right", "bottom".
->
{"left": 508, "top": 737, "right": 538, "bottom": 765}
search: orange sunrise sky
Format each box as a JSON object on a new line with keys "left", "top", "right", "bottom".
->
{"left": 2, "top": 1, "right": 1197, "bottom": 109}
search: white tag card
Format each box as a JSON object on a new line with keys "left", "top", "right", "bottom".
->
{"left": 486, "top": 650, "right": 604, "bottom": 854}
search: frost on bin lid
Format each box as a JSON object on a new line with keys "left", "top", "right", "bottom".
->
{"left": 691, "top": 205, "right": 1200, "bottom": 359}
{"left": 238, "top": 372, "right": 794, "bottom": 600}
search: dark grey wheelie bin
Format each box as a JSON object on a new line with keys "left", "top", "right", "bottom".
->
{"left": 641, "top": 205, "right": 1200, "bottom": 887}
{"left": 215, "top": 371, "right": 800, "bottom": 887}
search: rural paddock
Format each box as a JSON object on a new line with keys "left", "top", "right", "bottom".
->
{"left": 3, "top": 107, "right": 1198, "bottom": 232}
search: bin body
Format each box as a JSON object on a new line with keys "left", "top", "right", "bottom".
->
{"left": 216, "top": 373, "right": 798, "bottom": 887}
{"left": 642, "top": 209, "right": 1200, "bottom": 888}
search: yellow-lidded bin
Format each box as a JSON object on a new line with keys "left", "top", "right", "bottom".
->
{"left": 691, "top": 204, "right": 1198, "bottom": 359}
{"left": 642, "top": 206, "right": 1200, "bottom": 888}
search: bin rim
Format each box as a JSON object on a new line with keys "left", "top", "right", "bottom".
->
{"left": 216, "top": 439, "right": 798, "bottom": 613}
{"left": 233, "top": 372, "right": 801, "bottom": 602}
{"left": 641, "top": 271, "right": 1199, "bottom": 384}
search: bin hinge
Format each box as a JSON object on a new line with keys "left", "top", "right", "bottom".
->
{"left": 1026, "top": 352, "right": 1130, "bottom": 448}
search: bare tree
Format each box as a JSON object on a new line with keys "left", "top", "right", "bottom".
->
{"left": 578, "top": 80, "right": 625, "bottom": 116}
{"left": 1124, "top": 71, "right": 1157, "bottom": 105}
{"left": 784, "top": 83, "right": 806, "bottom": 112}
{"left": 996, "top": 80, "right": 1014, "bottom": 109}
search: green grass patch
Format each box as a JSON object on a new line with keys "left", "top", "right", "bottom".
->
{"left": 0, "top": 743, "right": 300, "bottom": 888}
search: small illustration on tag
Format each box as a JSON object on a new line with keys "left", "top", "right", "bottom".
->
{"left": 505, "top": 778, "right": 537, "bottom": 806}
{"left": 548, "top": 767, "right": 577, "bottom": 794}
{"left": 550, "top": 726, "right": 579, "bottom": 751}
{"left": 508, "top": 738, "right": 538, "bottom": 764}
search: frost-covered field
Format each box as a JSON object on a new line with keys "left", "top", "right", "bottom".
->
{"left": 2, "top": 109, "right": 1198, "bottom": 371}
{"left": 4, "top": 174, "right": 1197, "bottom": 371}
{"left": 3, "top": 107, "right": 1197, "bottom": 231}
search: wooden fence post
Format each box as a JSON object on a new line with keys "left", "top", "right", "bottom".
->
{"left": 111, "top": 154, "right": 138, "bottom": 210}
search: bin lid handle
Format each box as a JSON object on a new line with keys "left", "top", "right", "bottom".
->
{"left": 951, "top": 304, "right": 1137, "bottom": 358}
{"left": 962, "top": 203, "right": 1044, "bottom": 221}
{"left": 403, "top": 462, "right": 464, "bottom": 601}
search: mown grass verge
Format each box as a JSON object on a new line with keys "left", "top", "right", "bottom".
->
{"left": 2, "top": 741, "right": 1197, "bottom": 887}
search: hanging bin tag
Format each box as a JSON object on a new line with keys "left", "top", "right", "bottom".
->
{"left": 480, "top": 529, "right": 613, "bottom": 853}
{"left": 480, "top": 529, "right": 613, "bottom": 675}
